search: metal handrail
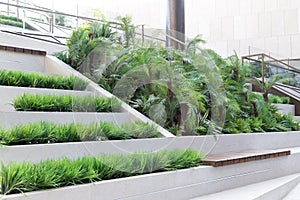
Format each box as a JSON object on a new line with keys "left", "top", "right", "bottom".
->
{"left": 242, "top": 53, "right": 300, "bottom": 73}
{"left": 0, "top": 1, "right": 186, "bottom": 47}
{"left": 242, "top": 53, "right": 300, "bottom": 88}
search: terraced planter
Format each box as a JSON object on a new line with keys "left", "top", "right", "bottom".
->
{"left": 0, "top": 149, "right": 203, "bottom": 196}
{"left": 0, "top": 70, "right": 87, "bottom": 90}
{"left": 12, "top": 94, "right": 121, "bottom": 112}
{"left": 1, "top": 149, "right": 300, "bottom": 200}
{"left": 0, "top": 121, "right": 161, "bottom": 145}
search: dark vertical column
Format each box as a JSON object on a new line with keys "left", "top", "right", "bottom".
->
{"left": 166, "top": 0, "right": 185, "bottom": 49}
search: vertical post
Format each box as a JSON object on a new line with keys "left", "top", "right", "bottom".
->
{"left": 261, "top": 54, "right": 265, "bottom": 91}
{"left": 52, "top": 0, "right": 55, "bottom": 34}
{"left": 142, "top": 24, "right": 145, "bottom": 44}
{"left": 22, "top": 0, "right": 26, "bottom": 33}
{"left": 16, "top": 0, "right": 19, "bottom": 19}
{"left": 76, "top": 4, "right": 79, "bottom": 28}
{"left": 166, "top": 0, "right": 185, "bottom": 49}
{"left": 7, "top": 0, "right": 9, "bottom": 15}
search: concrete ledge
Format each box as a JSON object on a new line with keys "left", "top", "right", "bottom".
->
{"left": 275, "top": 104, "right": 295, "bottom": 116}
{"left": 0, "top": 85, "right": 93, "bottom": 112}
{"left": 0, "top": 112, "right": 131, "bottom": 129}
{"left": 1, "top": 147, "right": 300, "bottom": 200}
{"left": 1, "top": 132, "right": 300, "bottom": 165}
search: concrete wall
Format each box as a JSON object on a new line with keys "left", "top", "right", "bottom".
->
{"left": 186, "top": 0, "right": 300, "bottom": 58}
{"left": 52, "top": 0, "right": 300, "bottom": 59}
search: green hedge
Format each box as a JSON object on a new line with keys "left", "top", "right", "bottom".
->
{"left": 0, "top": 149, "right": 202, "bottom": 195}
{"left": 0, "top": 70, "right": 87, "bottom": 90}
{"left": 0, "top": 14, "right": 33, "bottom": 29}
{"left": 0, "top": 121, "right": 161, "bottom": 145}
{"left": 13, "top": 94, "right": 121, "bottom": 112}
{"left": 0, "top": 14, "right": 19, "bottom": 21}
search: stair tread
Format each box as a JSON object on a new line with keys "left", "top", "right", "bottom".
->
{"left": 283, "top": 183, "right": 300, "bottom": 200}
{"left": 202, "top": 149, "right": 291, "bottom": 167}
{"left": 191, "top": 173, "right": 300, "bottom": 200}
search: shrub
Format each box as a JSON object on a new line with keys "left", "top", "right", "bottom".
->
{"left": 13, "top": 94, "right": 121, "bottom": 112}
{"left": 0, "top": 149, "right": 203, "bottom": 195}
{"left": 269, "top": 94, "right": 291, "bottom": 104}
{"left": 0, "top": 70, "right": 87, "bottom": 90}
{"left": 0, "top": 121, "right": 161, "bottom": 145}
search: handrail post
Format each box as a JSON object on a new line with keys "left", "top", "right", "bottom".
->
{"left": 142, "top": 24, "right": 145, "bottom": 44}
{"left": 7, "top": 0, "right": 9, "bottom": 15}
{"left": 262, "top": 54, "right": 265, "bottom": 91}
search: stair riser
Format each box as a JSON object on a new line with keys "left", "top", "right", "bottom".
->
{"left": 255, "top": 176, "right": 300, "bottom": 200}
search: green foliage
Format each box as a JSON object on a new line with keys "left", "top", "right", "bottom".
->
{"left": 56, "top": 11, "right": 299, "bottom": 134}
{"left": 116, "top": 15, "right": 136, "bottom": 47}
{"left": 0, "top": 15, "right": 32, "bottom": 29}
{"left": 13, "top": 94, "right": 121, "bottom": 112}
{"left": 0, "top": 14, "right": 18, "bottom": 21}
{"left": 64, "top": 22, "right": 117, "bottom": 69}
{"left": 0, "top": 149, "right": 202, "bottom": 195}
{"left": 0, "top": 121, "right": 160, "bottom": 145}
{"left": 0, "top": 70, "right": 87, "bottom": 90}
{"left": 269, "top": 94, "right": 290, "bottom": 104}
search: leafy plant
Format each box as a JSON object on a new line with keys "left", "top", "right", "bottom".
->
{"left": 13, "top": 94, "right": 121, "bottom": 112}
{"left": 0, "top": 70, "right": 87, "bottom": 90}
{"left": 252, "top": 76, "right": 281, "bottom": 102}
{"left": 64, "top": 22, "right": 117, "bottom": 70}
{"left": 0, "top": 149, "right": 203, "bottom": 195}
{"left": 0, "top": 121, "right": 161, "bottom": 145}
{"left": 269, "top": 94, "right": 290, "bottom": 104}
{"left": 56, "top": 13, "right": 299, "bottom": 135}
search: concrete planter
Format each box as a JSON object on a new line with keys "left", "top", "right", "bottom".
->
{"left": 0, "top": 85, "right": 92, "bottom": 112}
{"left": 274, "top": 103, "right": 295, "bottom": 116}
{"left": 1, "top": 132, "right": 300, "bottom": 165}
{"left": 0, "top": 112, "right": 131, "bottom": 129}
{"left": 1, "top": 148, "right": 300, "bottom": 200}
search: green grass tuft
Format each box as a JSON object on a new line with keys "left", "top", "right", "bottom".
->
{"left": 0, "top": 121, "right": 161, "bottom": 145}
{"left": 0, "top": 70, "right": 87, "bottom": 90}
{"left": 0, "top": 149, "right": 202, "bottom": 195}
{"left": 13, "top": 94, "right": 121, "bottom": 112}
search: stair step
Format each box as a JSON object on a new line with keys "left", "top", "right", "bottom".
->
{"left": 191, "top": 173, "right": 300, "bottom": 200}
{"left": 283, "top": 182, "right": 300, "bottom": 200}
{"left": 0, "top": 112, "right": 131, "bottom": 128}
{"left": 0, "top": 85, "right": 93, "bottom": 112}
{"left": 202, "top": 149, "right": 291, "bottom": 167}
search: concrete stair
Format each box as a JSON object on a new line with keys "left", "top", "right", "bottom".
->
{"left": 191, "top": 173, "right": 300, "bottom": 200}
{"left": 283, "top": 182, "right": 300, "bottom": 200}
{"left": 1, "top": 39, "right": 300, "bottom": 200}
